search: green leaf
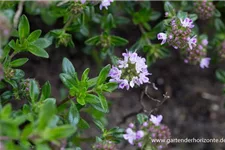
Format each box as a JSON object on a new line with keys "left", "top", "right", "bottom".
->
{"left": 216, "top": 69, "right": 225, "bottom": 83}
{"left": 103, "top": 82, "right": 118, "bottom": 92}
{"left": 111, "top": 36, "right": 128, "bottom": 46}
{"left": 43, "top": 125, "right": 76, "bottom": 140}
{"left": 93, "top": 120, "right": 105, "bottom": 131}
{"left": 60, "top": 73, "right": 77, "bottom": 89}
{"left": 81, "top": 68, "right": 90, "bottom": 81}
{"left": 85, "top": 36, "right": 100, "bottom": 46}
{"left": 0, "top": 91, "right": 13, "bottom": 101}
{"left": 0, "top": 104, "right": 12, "bottom": 119}
{"left": 68, "top": 102, "right": 80, "bottom": 126}
{"left": 85, "top": 94, "right": 99, "bottom": 104}
{"left": 215, "top": 18, "right": 225, "bottom": 32}
{"left": 10, "top": 58, "right": 29, "bottom": 67}
{"left": 97, "top": 65, "right": 111, "bottom": 86}
{"left": 38, "top": 98, "right": 56, "bottom": 130}
{"left": 97, "top": 93, "right": 108, "bottom": 113}
{"left": 88, "top": 77, "right": 98, "bottom": 88}
{"left": 12, "top": 69, "right": 25, "bottom": 80}
{"left": 40, "top": 81, "right": 51, "bottom": 101}
{"left": 27, "top": 30, "right": 42, "bottom": 42}
{"left": 0, "top": 120, "right": 20, "bottom": 138}
{"left": 214, "top": 9, "right": 221, "bottom": 17}
{"left": 32, "top": 38, "right": 51, "bottom": 48}
{"left": 18, "top": 15, "right": 30, "bottom": 40}
{"left": 78, "top": 118, "right": 90, "bottom": 129}
{"left": 137, "top": 113, "right": 148, "bottom": 124}
{"left": 189, "top": 14, "right": 198, "bottom": 22}
{"left": 36, "top": 144, "right": 51, "bottom": 150}
{"left": 177, "top": 11, "right": 188, "bottom": 20}
{"left": 103, "top": 13, "right": 116, "bottom": 30}
{"left": 28, "top": 45, "right": 49, "bottom": 58}
{"left": 62, "top": 58, "right": 76, "bottom": 75}
{"left": 29, "top": 80, "right": 40, "bottom": 102}
{"left": 77, "top": 97, "right": 86, "bottom": 105}
{"left": 164, "top": 2, "right": 176, "bottom": 16}
{"left": 8, "top": 40, "right": 18, "bottom": 51}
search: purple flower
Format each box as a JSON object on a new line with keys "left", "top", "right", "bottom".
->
{"left": 139, "top": 73, "right": 149, "bottom": 84}
{"left": 150, "top": 115, "right": 163, "bottom": 126}
{"left": 118, "top": 60, "right": 128, "bottom": 69}
{"left": 109, "top": 51, "right": 150, "bottom": 90}
{"left": 81, "top": 0, "right": 86, "bottom": 4}
{"left": 129, "top": 123, "right": 135, "bottom": 128}
{"left": 157, "top": 33, "right": 167, "bottom": 45}
{"left": 130, "top": 77, "right": 140, "bottom": 88}
{"left": 202, "top": 39, "right": 208, "bottom": 46}
{"left": 119, "top": 79, "right": 129, "bottom": 90}
{"left": 99, "top": 0, "right": 113, "bottom": 10}
{"left": 108, "top": 66, "right": 121, "bottom": 79}
{"left": 138, "top": 142, "right": 142, "bottom": 148}
{"left": 180, "top": 18, "right": 194, "bottom": 28}
{"left": 200, "top": 57, "right": 210, "bottom": 69}
{"left": 143, "top": 122, "right": 148, "bottom": 127}
{"left": 188, "top": 36, "right": 197, "bottom": 50}
{"left": 123, "top": 128, "right": 136, "bottom": 145}
{"left": 136, "top": 130, "right": 144, "bottom": 140}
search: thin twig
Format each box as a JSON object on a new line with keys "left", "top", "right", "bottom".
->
{"left": 117, "top": 85, "right": 170, "bottom": 125}
{"left": 13, "top": 0, "right": 24, "bottom": 28}
{"left": 149, "top": 93, "right": 170, "bottom": 114}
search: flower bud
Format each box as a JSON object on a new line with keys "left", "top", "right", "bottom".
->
{"left": 194, "top": 0, "right": 215, "bottom": 20}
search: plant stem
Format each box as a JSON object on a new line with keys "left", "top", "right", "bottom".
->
{"left": 57, "top": 96, "right": 75, "bottom": 107}
{"left": 13, "top": 0, "right": 24, "bottom": 28}
{"left": 63, "top": 15, "right": 75, "bottom": 31}
{"left": 139, "top": 24, "right": 151, "bottom": 45}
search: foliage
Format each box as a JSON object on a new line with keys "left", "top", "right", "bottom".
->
{"left": 0, "top": 0, "right": 225, "bottom": 150}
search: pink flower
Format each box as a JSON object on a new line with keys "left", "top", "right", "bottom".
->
{"left": 123, "top": 128, "right": 136, "bottom": 145}
{"left": 157, "top": 33, "right": 167, "bottom": 45}
{"left": 180, "top": 18, "right": 194, "bottom": 28}
{"left": 187, "top": 36, "right": 197, "bottom": 50}
{"left": 150, "top": 115, "right": 163, "bottom": 126}
{"left": 200, "top": 57, "right": 210, "bottom": 69}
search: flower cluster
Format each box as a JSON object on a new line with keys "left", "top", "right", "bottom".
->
{"left": 93, "top": 140, "right": 118, "bottom": 150}
{"left": 123, "top": 124, "right": 145, "bottom": 146}
{"left": 0, "top": 13, "right": 11, "bottom": 45}
{"left": 184, "top": 38, "right": 210, "bottom": 69}
{"left": 218, "top": 40, "right": 225, "bottom": 59}
{"left": 194, "top": 0, "right": 215, "bottom": 20}
{"left": 123, "top": 115, "right": 171, "bottom": 149}
{"left": 157, "top": 17, "right": 197, "bottom": 50}
{"left": 100, "top": 0, "right": 114, "bottom": 10}
{"left": 108, "top": 51, "right": 150, "bottom": 90}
